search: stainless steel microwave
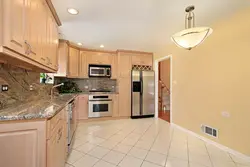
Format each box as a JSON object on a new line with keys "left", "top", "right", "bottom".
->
{"left": 88, "top": 64, "right": 111, "bottom": 78}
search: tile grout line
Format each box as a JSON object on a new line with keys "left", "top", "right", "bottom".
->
{"left": 163, "top": 126, "right": 175, "bottom": 167}
{"left": 204, "top": 143, "right": 215, "bottom": 167}
{"left": 93, "top": 121, "right": 139, "bottom": 166}
{"left": 138, "top": 121, "right": 174, "bottom": 167}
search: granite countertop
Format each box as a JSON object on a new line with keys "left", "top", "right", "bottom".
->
{"left": 60, "top": 92, "right": 119, "bottom": 95}
{"left": 0, "top": 94, "right": 77, "bottom": 121}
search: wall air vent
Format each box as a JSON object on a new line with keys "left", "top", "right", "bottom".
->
{"left": 201, "top": 125, "right": 218, "bottom": 138}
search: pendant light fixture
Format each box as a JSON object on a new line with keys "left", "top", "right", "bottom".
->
{"left": 171, "top": 6, "right": 213, "bottom": 50}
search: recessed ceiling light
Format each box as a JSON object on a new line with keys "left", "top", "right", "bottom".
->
{"left": 100, "top": 45, "right": 104, "bottom": 48}
{"left": 67, "top": 8, "right": 79, "bottom": 15}
{"left": 77, "top": 42, "right": 83, "bottom": 46}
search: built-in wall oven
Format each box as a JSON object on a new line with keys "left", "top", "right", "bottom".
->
{"left": 88, "top": 95, "right": 113, "bottom": 118}
{"left": 89, "top": 64, "right": 111, "bottom": 78}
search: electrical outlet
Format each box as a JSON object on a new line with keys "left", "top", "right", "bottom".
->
{"left": 1, "top": 85, "right": 8, "bottom": 92}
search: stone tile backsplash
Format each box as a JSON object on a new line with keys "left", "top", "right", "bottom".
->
{"left": 55, "top": 78, "right": 117, "bottom": 92}
{"left": 0, "top": 64, "right": 51, "bottom": 110}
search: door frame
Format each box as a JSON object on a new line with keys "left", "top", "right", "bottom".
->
{"left": 154, "top": 55, "right": 173, "bottom": 123}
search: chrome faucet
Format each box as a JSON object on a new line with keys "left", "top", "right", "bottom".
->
{"left": 51, "top": 83, "right": 64, "bottom": 100}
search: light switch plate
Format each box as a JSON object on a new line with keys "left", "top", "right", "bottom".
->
{"left": 1, "top": 85, "right": 8, "bottom": 92}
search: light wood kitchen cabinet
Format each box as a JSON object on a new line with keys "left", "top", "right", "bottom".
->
{"left": 47, "top": 120, "right": 66, "bottom": 167}
{"left": 112, "top": 94, "right": 119, "bottom": 117}
{"left": 131, "top": 54, "right": 153, "bottom": 66}
{"left": 86, "top": 51, "right": 113, "bottom": 65}
{"left": 118, "top": 77, "right": 131, "bottom": 117}
{"left": 0, "top": 0, "right": 59, "bottom": 72}
{"left": 117, "top": 53, "right": 132, "bottom": 78}
{"left": 47, "top": 107, "right": 67, "bottom": 167}
{"left": 111, "top": 54, "right": 118, "bottom": 79}
{"left": 54, "top": 40, "right": 69, "bottom": 77}
{"left": 68, "top": 47, "right": 80, "bottom": 78}
{"left": 76, "top": 95, "right": 89, "bottom": 120}
{"left": 79, "top": 51, "right": 88, "bottom": 78}
{"left": 0, "top": 121, "right": 46, "bottom": 167}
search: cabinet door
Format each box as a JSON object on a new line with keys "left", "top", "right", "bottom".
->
{"left": 118, "top": 54, "right": 131, "bottom": 78}
{"left": 112, "top": 94, "right": 119, "bottom": 117}
{"left": 111, "top": 54, "right": 117, "bottom": 79}
{"left": 68, "top": 47, "right": 80, "bottom": 77}
{"left": 26, "top": 0, "right": 40, "bottom": 60}
{"left": 0, "top": 121, "right": 46, "bottom": 167}
{"left": 132, "top": 54, "right": 153, "bottom": 66}
{"left": 77, "top": 95, "right": 89, "bottom": 120}
{"left": 86, "top": 52, "right": 113, "bottom": 65}
{"left": 50, "top": 22, "right": 59, "bottom": 70}
{"left": 54, "top": 41, "right": 68, "bottom": 77}
{"left": 47, "top": 121, "right": 65, "bottom": 167}
{"left": 79, "top": 51, "right": 87, "bottom": 78}
{"left": 118, "top": 77, "right": 131, "bottom": 117}
{"left": 46, "top": 15, "right": 54, "bottom": 68}
{"left": 2, "top": 0, "right": 26, "bottom": 55}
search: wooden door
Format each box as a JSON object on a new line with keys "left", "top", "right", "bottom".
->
{"left": 132, "top": 54, "right": 153, "bottom": 66}
{"left": 68, "top": 47, "right": 80, "bottom": 77}
{"left": 0, "top": 121, "right": 46, "bottom": 167}
{"left": 47, "top": 120, "right": 65, "bottom": 167}
{"left": 118, "top": 77, "right": 131, "bottom": 117}
{"left": 55, "top": 41, "right": 69, "bottom": 77}
{"left": 2, "top": 0, "right": 26, "bottom": 55}
{"left": 77, "top": 95, "right": 89, "bottom": 120}
{"left": 26, "top": 0, "right": 40, "bottom": 60}
{"left": 46, "top": 15, "right": 54, "bottom": 68}
{"left": 86, "top": 52, "right": 113, "bottom": 65}
{"left": 118, "top": 53, "right": 131, "bottom": 78}
{"left": 51, "top": 21, "right": 59, "bottom": 70}
{"left": 112, "top": 94, "right": 119, "bottom": 117}
{"left": 39, "top": 1, "right": 48, "bottom": 66}
{"left": 111, "top": 54, "right": 118, "bottom": 79}
{"left": 79, "top": 51, "right": 87, "bottom": 78}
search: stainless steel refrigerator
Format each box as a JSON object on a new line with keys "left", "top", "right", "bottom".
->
{"left": 131, "top": 70, "right": 155, "bottom": 118}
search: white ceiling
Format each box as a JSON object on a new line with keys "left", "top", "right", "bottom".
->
{"left": 52, "top": 0, "right": 250, "bottom": 53}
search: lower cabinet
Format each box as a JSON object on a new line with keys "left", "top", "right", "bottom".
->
{"left": 47, "top": 120, "right": 66, "bottom": 167}
{"left": 112, "top": 94, "right": 119, "bottom": 117}
{"left": 118, "top": 77, "right": 131, "bottom": 117}
{"left": 76, "top": 95, "right": 89, "bottom": 120}
{"left": 0, "top": 121, "right": 46, "bottom": 167}
{"left": 47, "top": 107, "right": 67, "bottom": 167}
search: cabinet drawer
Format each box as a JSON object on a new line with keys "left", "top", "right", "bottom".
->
{"left": 47, "top": 110, "right": 63, "bottom": 139}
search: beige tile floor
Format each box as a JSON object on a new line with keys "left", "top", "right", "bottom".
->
{"left": 65, "top": 118, "right": 250, "bottom": 167}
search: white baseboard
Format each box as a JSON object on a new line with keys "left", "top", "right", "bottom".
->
{"left": 172, "top": 123, "right": 250, "bottom": 161}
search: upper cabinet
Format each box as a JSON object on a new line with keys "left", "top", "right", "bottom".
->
{"left": 117, "top": 52, "right": 132, "bottom": 78}
{"left": 85, "top": 52, "right": 113, "bottom": 65}
{"left": 68, "top": 47, "right": 80, "bottom": 78}
{"left": 79, "top": 51, "right": 88, "bottom": 78}
{"left": 0, "top": 0, "right": 59, "bottom": 72}
{"left": 131, "top": 54, "right": 153, "bottom": 66}
{"left": 54, "top": 41, "right": 68, "bottom": 77}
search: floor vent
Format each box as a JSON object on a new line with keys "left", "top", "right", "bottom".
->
{"left": 201, "top": 125, "right": 218, "bottom": 138}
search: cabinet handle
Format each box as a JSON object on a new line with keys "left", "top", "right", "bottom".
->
{"left": 57, "top": 127, "right": 63, "bottom": 143}
{"left": 11, "top": 40, "right": 23, "bottom": 47}
{"left": 24, "top": 40, "right": 31, "bottom": 55}
{"left": 41, "top": 57, "right": 46, "bottom": 61}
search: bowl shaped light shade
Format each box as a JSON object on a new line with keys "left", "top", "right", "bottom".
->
{"left": 171, "top": 27, "right": 213, "bottom": 50}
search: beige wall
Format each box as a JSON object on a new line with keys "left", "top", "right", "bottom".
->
{"left": 154, "top": 8, "right": 250, "bottom": 156}
{"left": 160, "top": 59, "right": 170, "bottom": 89}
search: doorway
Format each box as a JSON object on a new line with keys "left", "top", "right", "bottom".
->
{"left": 155, "top": 56, "right": 172, "bottom": 123}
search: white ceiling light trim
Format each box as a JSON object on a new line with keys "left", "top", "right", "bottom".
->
{"left": 67, "top": 8, "right": 79, "bottom": 15}
{"left": 100, "top": 45, "right": 104, "bottom": 48}
{"left": 171, "top": 6, "right": 213, "bottom": 50}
